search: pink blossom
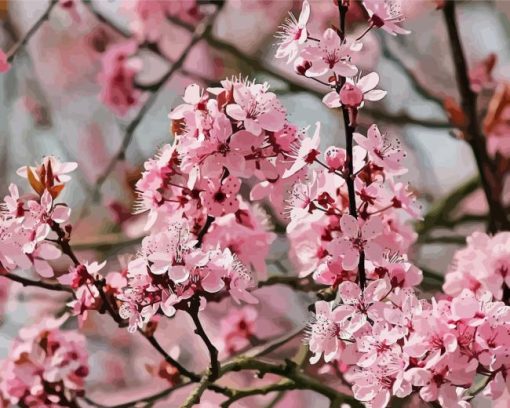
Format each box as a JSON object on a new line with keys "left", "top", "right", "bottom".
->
{"left": 226, "top": 81, "right": 286, "bottom": 135}
{"left": 300, "top": 28, "right": 358, "bottom": 78}
{"left": 354, "top": 124, "right": 405, "bottom": 174}
{"left": 283, "top": 122, "right": 321, "bottom": 179}
{"left": 308, "top": 300, "right": 362, "bottom": 364}
{"left": 219, "top": 306, "right": 258, "bottom": 355}
{"left": 98, "top": 41, "right": 142, "bottom": 116}
{"left": 275, "top": 0, "right": 310, "bottom": 63}
{"left": 202, "top": 176, "right": 241, "bottom": 217}
{"left": 363, "top": 0, "right": 411, "bottom": 36}
{"left": 324, "top": 146, "right": 346, "bottom": 171}
{"left": 0, "top": 317, "right": 88, "bottom": 407}
{"left": 327, "top": 214, "right": 385, "bottom": 270}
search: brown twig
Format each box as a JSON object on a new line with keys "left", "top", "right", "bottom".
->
{"left": 1, "top": 272, "right": 73, "bottom": 293}
{"left": 6, "top": 0, "right": 58, "bottom": 63}
{"left": 443, "top": 1, "right": 510, "bottom": 233}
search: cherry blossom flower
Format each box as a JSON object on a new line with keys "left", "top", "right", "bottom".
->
{"left": 327, "top": 214, "right": 385, "bottom": 270}
{"left": 202, "top": 176, "right": 241, "bottom": 217}
{"left": 275, "top": 0, "right": 310, "bottom": 63}
{"left": 219, "top": 306, "right": 258, "bottom": 356}
{"left": 226, "top": 81, "right": 286, "bottom": 135}
{"left": 300, "top": 28, "right": 358, "bottom": 78}
{"left": 98, "top": 40, "right": 142, "bottom": 116}
{"left": 0, "top": 317, "right": 88, "bottom": 407}
{"left": 353, "top": 124, "right": 405, "bottom": 174}
{"left": 324, "top": 146, "right": 346, "bottom": 171}
{"left": 307, "top": 300, "right": 361, "bottom": 364}
{"left": 363, "top": 0, "right": 411, "bottom": 36}
{"left": 283, "top": 122, "right": 321, "bottom": 179}
{"left": 323, "top": 72, "right": 386, "bottom": 109}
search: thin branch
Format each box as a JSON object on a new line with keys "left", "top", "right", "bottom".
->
{"left": 87, "top": 6, "right": 222, "bottom": 205}
{"left": 220, "top": 380, "right": 296, "bottom": 408}
{"left": 1, "top": 272, "right": 73, "bottom": 293}
{"left": 188, "top": 297, "right": 220, "bottom": 380}
{"left": 6, "top": 0, "right": 58, "bottom": 63}
{"left": 443, "top": 1, "right": 510, "bottom": 233}
{"left": 380, "top": 35, "right": 445, "bottom": 108}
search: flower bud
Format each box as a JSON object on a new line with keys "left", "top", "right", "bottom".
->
{"left": 339, "top": 83, "right": 364, "bottom": 108}
{"left": 324, "top": 146, "right": 346, "bottom": 170}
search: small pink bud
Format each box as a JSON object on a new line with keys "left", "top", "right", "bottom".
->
{"left": 294, "top": 58, "right": 312, "bottom": 76}
{"left": 324, "top": 146, "right": 346, "bottom": 170}
{"left": 339, "top": 83, "right": 363, "bottom": 108}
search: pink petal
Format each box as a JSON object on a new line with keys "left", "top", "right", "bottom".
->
{"left": 361, "top": 217, "right": 384, "bottom": 239}
{"left": 357, "top": 72, "right": 380, "bottom": 92}
{"left": 322, "top": 91, "right": 342, "bottom": 108}
{"left": 340, "top": 214, "right": 359, "bottom": 238}
{"left": 226, "top": 104, "right": 247, "bottom": 121}
{"left": 364, "top": 89, "right": 387, "bottom": 101}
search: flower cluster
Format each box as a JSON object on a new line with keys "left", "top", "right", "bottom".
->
{"left": 444, "top": 231, "right": 510, "bottom": 300}
{"left": 119, "top": 222, "right": 257, "bottom": 333}
{"left": 0, "top": 156, "right": 76, "bottom": 278}
{"left": 0, "top": 316, "right": 89, "bottom": 407}
{"left": 308, "top": 283, "right": 510, "bottom": 407}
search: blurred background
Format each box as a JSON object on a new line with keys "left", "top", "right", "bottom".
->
{"left": 1, "top": 1, "right": 509, "bottom": 406}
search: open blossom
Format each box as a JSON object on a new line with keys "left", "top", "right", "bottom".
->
{"left": 307, "top": 300, "right": 363, "bottom": 364}
{"left": 300, "top": 28, "right": 358, "bottom": 78}
{"left": 0, "top": 317, "right": 88, "bottom": 407}
{"left": 219, "top": 306, "right": 257, "bottom": 355}
{"left": 98, "top": 41, "right": 142, "bottom": 116}
{"left": 363, "top": 0, "right": 410, "bottom": 36}
{"left": 202, "top": 176, "right": 241, "bottom": 217}
{"left": 323, "top": 72, "right": 386, "bottom": 109}
{"left": 327, "top": 214, "right": 385, "bottom": 270}
{"left": 354, "top": 124, "right": 405, "bottom": 174}
{"left": 226, "top": 80, "right": 286, "bottom": 135}
{"left": 275, "top": 0, "right": 310, "bottom": 63}
{"left": 283, "top": 122, "right": 321, "bottom": 179}
{"left": 444, "top": 231, "right": 510, "bottom": 300}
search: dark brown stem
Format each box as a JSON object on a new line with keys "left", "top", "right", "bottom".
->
{"left": 1, "top": 272, "right": 73, "bottom": 293}
{"left": 443, "top": 1, "right": 510, "bottom": 233}
{"left": 337, "top": 2, "right": 366, "bottom": 289}
{"left": 195, "top": 215, "right": 214, "bottom": 248}
{"left": 188, "top": 296, "right": 220, "bottom": 381}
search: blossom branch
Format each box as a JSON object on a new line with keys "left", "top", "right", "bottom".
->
{"left": 337, "top": 1, "right": 366, "bottom": 289}
{"left": 443, "top": 1, "right": 510, "bottom": 233}
{"left": 87, "top": 4, "right": 223, "bottom": 207}
{"left": 5, "top": 0, "right": 58, "bottom": 63}
{"left": 188, "top": 297, "right": 220, "bottom": 381}
{"left": 0, "top": 272, "right": 73, "bottom": 293}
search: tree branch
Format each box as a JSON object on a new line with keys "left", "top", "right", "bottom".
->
{"left": 1, "top": 272, "right": 73, "bottom": 293}
{"left": 188, "top": 297, "right": 220, "bottom": 381}
{"left": 6, "top": 0, "right": 58, "bottom": 63}
{"left": 443, "top": 1, "right": 510, "bottom": 233}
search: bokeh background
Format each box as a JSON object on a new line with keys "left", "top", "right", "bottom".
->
{"left": 1, "top": 1, "right": 510, "bottom": 406}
